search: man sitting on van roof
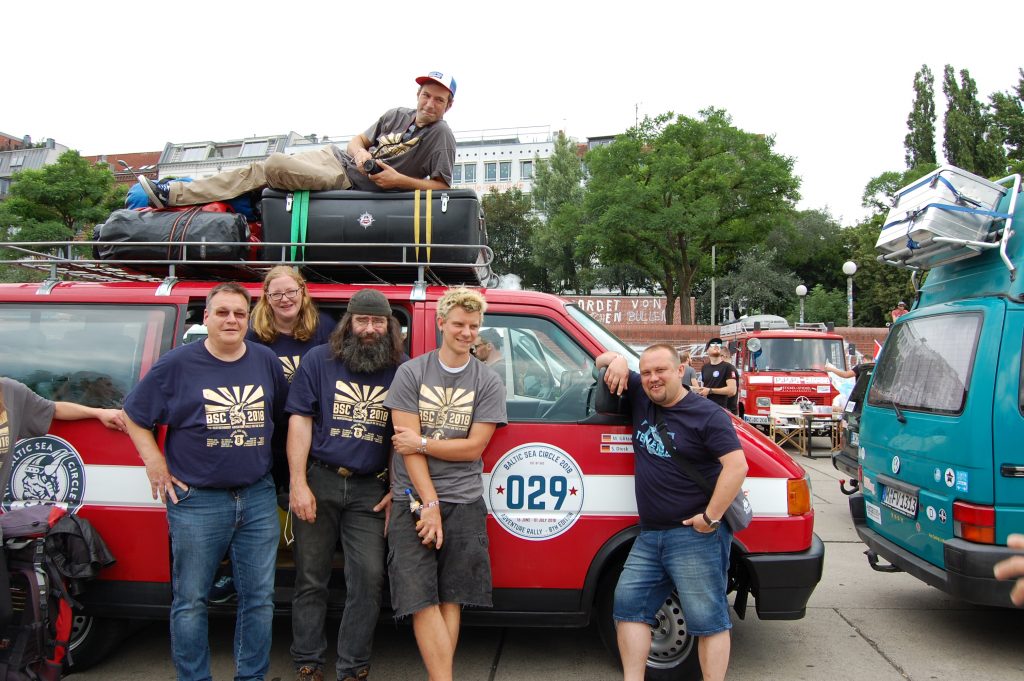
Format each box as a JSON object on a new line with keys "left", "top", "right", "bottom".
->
{"left": 138, "top": 71, "right": 457, "bottom": 208}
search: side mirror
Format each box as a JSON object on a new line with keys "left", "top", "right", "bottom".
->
{"left": 595, "top": 367, "right": 629, "bottom": 415}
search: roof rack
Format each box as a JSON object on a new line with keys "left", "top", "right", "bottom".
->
{"left": 720, "top": 315, "right": 790, "bottom": 336}
{"left": 0, "top": 240, "right": 496, "bottom": 299}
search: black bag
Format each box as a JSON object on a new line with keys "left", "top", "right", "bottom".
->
{"left": 96, "top": 207, "right": 250, "bottom": 263}
{"left": 260, "top": 188, "right": 489, "bottom": 284}
{"left": 654, "top": 409, "right": 754, "bottom": 531}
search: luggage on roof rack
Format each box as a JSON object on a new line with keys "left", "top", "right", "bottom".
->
{"left": 261, "top": 188, "right": 487, "bottom": 286}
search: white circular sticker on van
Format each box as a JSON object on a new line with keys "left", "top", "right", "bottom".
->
{"left": 489, "top": 444, "right": 584, "bottom": 541}
{"left": 2, "top": 435, "right": 86, "bottom": 513}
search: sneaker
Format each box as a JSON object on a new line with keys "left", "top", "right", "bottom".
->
{"left": 295, "top": 666, "right": 323, "bottom": 681}
{"left": 138, "top": 176, "right": 170, "bottom": 208}
{"left": 208, "top": 575, "right": 236, "bottom": 604}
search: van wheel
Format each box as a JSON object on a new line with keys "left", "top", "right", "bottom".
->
{"left": 596, "top": 570, "right": 701, "bottom": 681}
{"left": 65, "top": 614, "right": 129, "bottom": 671}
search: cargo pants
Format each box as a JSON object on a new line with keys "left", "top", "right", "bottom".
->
{"left": 169, "top": 146, "right": 353, "bottom": 206}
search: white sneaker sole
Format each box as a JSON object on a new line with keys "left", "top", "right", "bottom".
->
{"left": 138, "top": 175, "right": 166, "bottom": 208}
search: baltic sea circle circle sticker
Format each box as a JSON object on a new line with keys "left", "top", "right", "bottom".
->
{"left": 2, "top": 435, "right": 86, "bottom": 513}
{"left": 489, "top": 443, "right": 584, "bottom": 541}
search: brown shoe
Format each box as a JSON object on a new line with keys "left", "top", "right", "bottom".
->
{"left": 340, "top": 669, "right": 369, "bottom": 681}
{"left": 296, "top": 666, "right": 323, "bottom": 681}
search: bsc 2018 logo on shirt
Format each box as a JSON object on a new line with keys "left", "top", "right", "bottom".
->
{"left": 2, "top": 435, "right": 86, "bottom": 513}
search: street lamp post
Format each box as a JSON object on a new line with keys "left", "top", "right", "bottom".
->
{"left": 843, "top": 261, "right": 857, "bottom": 328}
{"left": 796, "top": 284, "right": 807, "bottom": 324}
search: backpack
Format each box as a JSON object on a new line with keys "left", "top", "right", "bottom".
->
{"left": 0, "top": 507, "right": 115, "bottom": 680}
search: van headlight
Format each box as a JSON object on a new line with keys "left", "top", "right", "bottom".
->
{"left": 756, "top": 397, "right": 772, "bottom": 408}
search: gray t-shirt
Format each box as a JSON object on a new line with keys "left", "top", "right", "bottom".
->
{"left": 1, "top": 377, "right": 56, "bottom": 489}
{"left": 682, "top": 365, "right": 697, "bottom": 389}
{"left": 342, "top": 107, "right": 456, "bottom": 191}
{"left": 384, "top": 351, "right": 507, "bottom": 503}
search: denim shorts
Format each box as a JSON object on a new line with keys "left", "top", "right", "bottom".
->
{"left": 613, "top": 525, "right": 733, "bottom": 636}
{"left": 387, "top": 497, "right": 492, "bottom": 618}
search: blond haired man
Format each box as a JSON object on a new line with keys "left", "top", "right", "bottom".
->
{"left": 384, "top": 287, "right": 507, "bottom": 681}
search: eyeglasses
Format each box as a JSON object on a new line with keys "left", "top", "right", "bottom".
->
{"left": 707, "top": 342, "right": 722, "bottom": 349}
{"left": 268, "top": 287, "right": 302, "bottom": 302}
{"left": 352, "top": 315, "right": 389, "bottom": 329}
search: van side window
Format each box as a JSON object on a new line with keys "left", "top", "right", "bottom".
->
{"left": 0, "top": 304, "right": 175, "bottom": 408}
{"left": 476, "top": 315, "right": 595, "bottom": 422}
{"left": 868, "top": 312, "right": 980, "bottom": 415}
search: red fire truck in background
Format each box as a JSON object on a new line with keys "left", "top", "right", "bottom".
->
{"left": 721, "top": 315, "right": 848, "bottom": 429}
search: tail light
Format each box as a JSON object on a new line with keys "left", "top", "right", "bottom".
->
{"left": 953, "top": 501, "right": 995, "bottom": 544}
{"left": 787, "top": 477, "right": 811, "bottom": 515}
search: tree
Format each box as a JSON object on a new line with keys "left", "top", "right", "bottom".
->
{"left": 990, "top": 68, "right": 1024, "bottom": 173}
{"left": 717, "top": 245, "right": 799, "bottom": 317}
{"left": 480, "top": 187, "right": 548, "bottom": 290}
{"left": 530, "top": 132, "right": 593, "bottom": 293}
{"left": 767, "top": 209, "right": 848, "bottom": 293}
{"left": 803, "top": 284, "right": 846, "bottom": 326}
{"left": 942, "top": 65, "right": 1006, "bottom": 177}
{"left": 905, "top": 65, "right": 937, "bottom": 168}
{"left": 2, "top": 150, "right": 120, "bottom": 237}
{"left": 584, "top": 109, "right": 800, "bottom": 324}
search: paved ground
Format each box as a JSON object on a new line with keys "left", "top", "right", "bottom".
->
{"left": 67, "top": 438, "right": 1024, "bottom": 680}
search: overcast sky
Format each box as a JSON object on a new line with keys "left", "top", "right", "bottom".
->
{"left": 6, "top": 1, "right": 1020, "bottom": 226}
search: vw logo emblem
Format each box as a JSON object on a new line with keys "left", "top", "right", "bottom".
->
{"left": 891, "top": 456, "right": 901, "bottom": 474}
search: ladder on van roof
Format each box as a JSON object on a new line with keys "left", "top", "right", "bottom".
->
{"left": 0, "top": 239, "right": 497, "bottom": 298}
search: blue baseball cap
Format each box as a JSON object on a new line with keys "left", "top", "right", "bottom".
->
{"left": 416, "top": 71, "right": 457, "bottom": 98}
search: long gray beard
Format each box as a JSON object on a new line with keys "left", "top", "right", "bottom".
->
{"left": 340, "top": 331, "right": 394, "bottom": 374}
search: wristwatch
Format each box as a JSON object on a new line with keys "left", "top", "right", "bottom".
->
{"left": 702, "top": 512, "right": 721, "bottom": 530}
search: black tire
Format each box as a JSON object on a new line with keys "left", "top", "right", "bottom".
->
{"left": 595, "top": 568, "right": 701, "bottom": 681}
{"left": 64, "top": 613, "right": 130, "bottom": 672}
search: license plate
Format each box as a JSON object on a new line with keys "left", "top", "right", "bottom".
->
{"left": 881, "top": 484, "right": 918, "bottom": 518}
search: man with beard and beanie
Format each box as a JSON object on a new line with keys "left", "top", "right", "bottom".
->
{"left": 697, "top": 337, "right": 737, "bottom": 411}
{"left": 285, "top": 288, "right": 406, "bottom": 681}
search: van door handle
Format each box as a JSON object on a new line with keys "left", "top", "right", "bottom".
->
{"left": 1000, "top": 464, "right": 1024, "bottom": 478}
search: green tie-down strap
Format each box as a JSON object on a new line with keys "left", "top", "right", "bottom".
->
{"left": 289, "top": 190, "right": 310, "bottom": 261}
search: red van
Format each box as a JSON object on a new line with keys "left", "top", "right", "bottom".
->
{"left": 0, "top": 255, "right": 823, "bottom": 680}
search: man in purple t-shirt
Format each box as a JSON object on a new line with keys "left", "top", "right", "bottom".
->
{"left": 123, "top": 282, "right": 287, "bottom": 681}
{"left": 597, "top": 344, "right": 748, "bottom": 681}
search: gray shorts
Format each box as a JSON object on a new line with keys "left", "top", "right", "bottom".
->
{"left": 387, "top": 497, "right": 492, "bottom": 618}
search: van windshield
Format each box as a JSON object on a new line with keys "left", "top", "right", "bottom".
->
{"left": 750, "top": 338, "right": 845, "bottom": 372}
{"left": 0, "top": 304, "right": 175, "bottom": 408}
{"left": 868, "top": 312, "right": 980, "bottom": 415}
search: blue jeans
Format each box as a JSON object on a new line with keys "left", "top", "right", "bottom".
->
{"left": 290, "top": 466, "right": 386, "bottom": 679}
{"left": 166, "top": 474, "right": 279, "bottom": 681}
{"left": 613, "top": 525, "right": 733, "bottom": 636}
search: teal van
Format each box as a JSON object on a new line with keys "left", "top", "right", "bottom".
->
{"left": 850, "top": 167, "right": 1023, "bottom": 606}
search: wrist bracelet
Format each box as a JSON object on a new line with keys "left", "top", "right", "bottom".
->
{"left": 417, "top": 436, "right": 428, "bottom": 454}
{"left": 422, "top": 499, "right": 441, "bottom": 510}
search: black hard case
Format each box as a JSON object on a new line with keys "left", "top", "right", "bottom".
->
{"left": 260, "top": 188, "right": 487, "bottom": 284}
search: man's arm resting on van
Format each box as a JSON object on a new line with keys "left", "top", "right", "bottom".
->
{"left": 595, "top": 351, "right": 630, "bottom": 396}
{"left": 123, "top": 415, "right": 187, "bottom": 504}
{"left": 390, "top": 410, "right": 444, "bottom": 549}
{"left": 994, "top": 533, "right": 1024, "bottom": 606}
{"left": 682, "top": 449, "right": 748, "bottom": 533}
{"left": 287, "top": 414, "right": 317, "bottom": 523}
{"left": 393, "top": 422, "right": 497, "bottom": 463}
{"left": 53, "top": 402, "right": 127, "bottom": 432}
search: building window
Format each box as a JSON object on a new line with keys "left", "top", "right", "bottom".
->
{"left": 484, "top": 162, "right": 497, "bottom": 182}
{"left": 499, "top": 161, "right": 512, "bottom": 182}
{"left": 11, "top": 155, "right": 25, "bottom": 168}
{"left": 453, "top": 164, "right": 462, "bottom": 184}
{"left": 240, "top": 141, "right": 269, "bottom": 157}
{"left": 464, "top": 163, "right": 477, "bottom": 183}
{"left": 181, "top": 147, "right": 208, "bottom": 162}
{"left": 521, "top": 160, "right": 533, "bottom": 180}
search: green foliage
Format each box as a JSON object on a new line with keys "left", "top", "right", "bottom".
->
{"left": 905, "top": 65, "right": 937, "bottom": 168}
{"left": 990, "top": 68, "right": 1024, "bottom": 164}
{"left": 2, "top": 150, "right": 118, "bottom": 236}
{"left": 718, "top": 245, "right": 799, "bottom": 317}
{"left": 768, "top": 209, "right": 849, "bottom": 292}
{"left": 480, "top": 187, "right": 549, "bottom": 290}
{"left": 803, "top": 284, "right": 846, "bottom": 326}
{"left": 584, "top": 108, "right": 800, "bottom": 323}
{"left": 942, "top": 65, "right": 1006, "bottom": 177}
{"left": 530, "top": 132, "right": 594, "bottom": 293}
